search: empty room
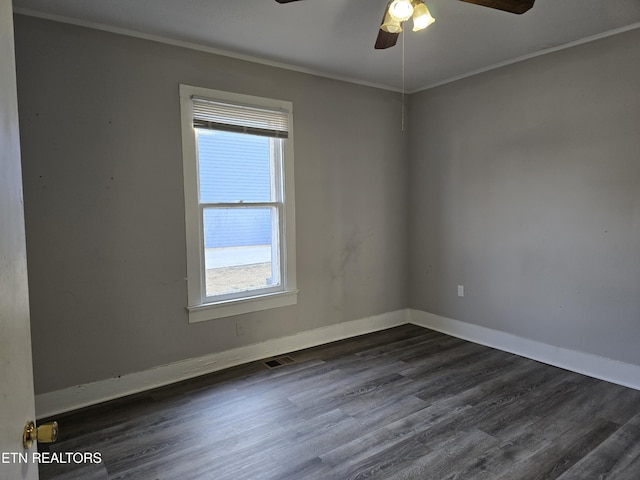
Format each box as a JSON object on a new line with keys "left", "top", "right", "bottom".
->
{"left": 2, "top": 0, "right": 640, "bottom": 478}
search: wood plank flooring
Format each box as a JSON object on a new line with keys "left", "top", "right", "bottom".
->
{"left": 38, "top": 325, "right": 640, "bottom": 479}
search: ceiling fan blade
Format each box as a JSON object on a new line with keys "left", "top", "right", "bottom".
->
{"left": 374, "top": 3, "right": 399, "bottom": 50}
{"left": 458, "top": 0, "right": 535, "bottom": 14}
{"left": 274, "top": 0, "right": 304, "bottom": 3}
{"left": 375, "top": 29, "right": 399, "bottom": 49}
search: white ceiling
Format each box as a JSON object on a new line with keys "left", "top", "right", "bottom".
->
{"left": 12, "top": 0, "right": 640, "bottom": 92}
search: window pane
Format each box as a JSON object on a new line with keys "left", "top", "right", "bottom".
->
{"left": 196, "top": 129, "right": 274, "bottom": 203}
{"left": 203, "top": 207, "right": 280, "bottom": 298}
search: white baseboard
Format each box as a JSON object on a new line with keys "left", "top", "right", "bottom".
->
{"left": 409, "top": 309, "right": 640, "bottom": 392}
{"left": 37, "top": 308, "right": 640, "bottom": 418}
{"left": 36, "top": 309, "right": 409, "bottom": 419}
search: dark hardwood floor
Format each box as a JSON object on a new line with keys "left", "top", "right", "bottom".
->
{"left": 39, "top": 325, "right": 640, "bottom": 479}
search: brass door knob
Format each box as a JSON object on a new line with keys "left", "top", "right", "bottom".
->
{"left": 23, "top": 421, "right": 58, "bottom": 449}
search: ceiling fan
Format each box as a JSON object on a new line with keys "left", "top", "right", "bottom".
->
{"left": 275, "top": 0, "right": 535, "bottom": 49}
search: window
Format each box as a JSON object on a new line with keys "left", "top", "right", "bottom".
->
{"left": 180, "top": 85, "right": 297, "bottom": 322}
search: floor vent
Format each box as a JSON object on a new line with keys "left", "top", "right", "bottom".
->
{"left": 263, "top": 356, "right": 295, "bottom": 369}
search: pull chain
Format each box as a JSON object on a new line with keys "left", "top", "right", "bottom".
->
{"left": 401, "top": 29, "right": 406, "bottom": 132}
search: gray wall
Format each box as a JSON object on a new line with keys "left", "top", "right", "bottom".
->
{"left": 16, "top": 13, "right": 640, "bottom": 395}
{"left": 409, "top": 29, "right": 640, "bottom": 366}
{"left": 14, "top": 15, "right": 409, "bottom": 394}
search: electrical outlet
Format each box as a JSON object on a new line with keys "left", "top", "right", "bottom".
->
{"left": 236, "top": 321, "right": 245, "bottom": 336}
{"left": 457, "top": 285, "right": 464, "bottom": 297}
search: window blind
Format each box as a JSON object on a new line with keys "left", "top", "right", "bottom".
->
{"left": 192, "top": 96, "right": 289, "bottom": 138}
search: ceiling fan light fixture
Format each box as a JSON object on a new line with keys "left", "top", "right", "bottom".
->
{"left": 388, "top": 0, "right": 414, "bottom": 22}
{"left": 412, "top": 2, "right": 435, "bottom": 31}
{"left": 381, "top": 10, "right": 403, "bottom": 34}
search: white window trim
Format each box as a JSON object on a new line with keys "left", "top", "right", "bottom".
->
{"left": 180, "top": 85, "right": 297, "bottom": 323}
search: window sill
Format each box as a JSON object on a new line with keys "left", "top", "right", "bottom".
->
{"left": 187, "top": 289, "right": 298, "bottom": 323}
